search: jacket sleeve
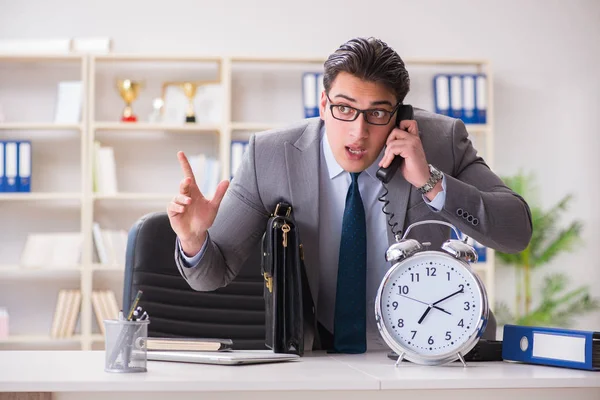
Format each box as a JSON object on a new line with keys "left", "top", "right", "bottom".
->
{"left": 439, "top": 119, "right": 532, "bottom": 253}
{"left": 175, "top": 134, "right": 270, "bottom": 291}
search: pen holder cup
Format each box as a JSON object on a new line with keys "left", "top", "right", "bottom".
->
{"left": 104, "top": 318, "right": 150, "bottom": 373}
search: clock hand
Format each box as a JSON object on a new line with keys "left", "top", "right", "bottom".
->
{"left": 435, "top": 307, "right": 452, "bottom": 316}
{"left": 417, "top": 306, "right": 432, "bottom": 324}
{"left": 399, "top": 294, "right": 429, "bottom": 306}
{"left": 432, "top": 288, "right": 465, "bottom": 306}
{"left": 400, "top": 295, "right": 452, "bottom": 315}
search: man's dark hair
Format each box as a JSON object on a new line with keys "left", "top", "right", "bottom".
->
{"left": 323, "top": 37, "right": 410, "bottom": 103}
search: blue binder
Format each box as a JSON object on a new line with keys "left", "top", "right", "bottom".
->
{"left": 502, "top": 324, "right": 600, "bottom": 371}
{"left": 449, "top": 74, "right": 463, "bottom": 120}
{"left": 475, "top": 74, "right": 487, "bottom": 124}
{"left": 433, "top": 74, "right": 450, "bottom": 116}
{"left": 18, "top": 140, "right": 31, "bottom": 192}
{"left": 0, "top": 141, "right": 5, "bottom": 192}
{"left": 302, "top": 72, "right": 319, "bottom": 118}
{"left": 4, "top": 141, "right": 18, "bottom": 192}
{"left": 461, "top": 74, "right": 477, "bottom": 124}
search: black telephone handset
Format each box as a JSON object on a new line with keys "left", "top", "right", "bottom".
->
{"left": 375, "top": 104, "right": 414, "bottom": 184}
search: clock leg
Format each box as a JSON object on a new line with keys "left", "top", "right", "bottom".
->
{"left": 394, "top": 352, "right": 406, "bottom": 367}
{"left": 457, "top": 352, "right": 467, "bottom": 367}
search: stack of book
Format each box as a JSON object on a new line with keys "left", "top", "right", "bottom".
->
{"left": 50, "top": 289, "right": 81, "bottom": 338}
{"left": 92, "top": 222, "right": 128, "bottom": 267}
{"left": 91, "top": 290, "right": 120, "bottom": 334}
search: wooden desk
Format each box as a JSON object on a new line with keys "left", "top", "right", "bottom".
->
{"left": 0, "top": 350, "right": 599, "bottom": 400}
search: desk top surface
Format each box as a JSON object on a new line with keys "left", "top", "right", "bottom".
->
{"left": 0, "top": 350, "right": 599, "bottom": 392}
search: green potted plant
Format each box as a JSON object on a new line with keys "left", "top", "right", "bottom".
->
{"left": 495, "top": 171, "right": 599, "bottom": 327}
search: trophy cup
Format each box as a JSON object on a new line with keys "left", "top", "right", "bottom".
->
{"left": 181, "top": 81, "right": 199, "bottom": 123}
{"left": 117, "top": 79, "right": 143, "bottom": 122}
{"left": 148, "top": 98, "right": 164, "bottom": 123}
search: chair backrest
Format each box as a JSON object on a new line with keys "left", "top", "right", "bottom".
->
{"left": 123, "top": 211, "right": 266, "bottom": 349}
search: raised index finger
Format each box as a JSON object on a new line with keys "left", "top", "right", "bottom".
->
{"left": 177, "top": 151, "right": 196, "bottom": 183}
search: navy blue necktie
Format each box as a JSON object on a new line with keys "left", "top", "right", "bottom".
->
{"left": 333, "top": 172, "right": 367, "bottom": 354}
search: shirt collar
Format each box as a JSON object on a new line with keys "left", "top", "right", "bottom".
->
{"left": 322, "top": 125, "right": 385, "bottom": 181}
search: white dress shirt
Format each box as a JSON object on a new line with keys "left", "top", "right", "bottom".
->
{"left": 179, "top": 126, "right": 447, "bottom": 351}
{"left": 317, "top": 127, "right": 446, "bottom": 350}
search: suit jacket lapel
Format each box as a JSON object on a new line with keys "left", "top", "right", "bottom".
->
{"left": 285, "top": 118, "right": 322, "bottom": 306}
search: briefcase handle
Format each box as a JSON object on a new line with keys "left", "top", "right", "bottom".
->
{"left": 274, "top": 202, "right": 292, "bottom": 218}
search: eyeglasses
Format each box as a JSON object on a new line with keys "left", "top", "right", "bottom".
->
{"left": 326, "top": 93, "right": 400, "bottom": 125}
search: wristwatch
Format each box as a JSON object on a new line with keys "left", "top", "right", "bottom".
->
{"left": 418, "top": 164, "right": 443, "bottom": 194}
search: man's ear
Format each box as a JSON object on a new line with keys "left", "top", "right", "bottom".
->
{"left": 318, "top": 90, "right": 327, "bottom": 120}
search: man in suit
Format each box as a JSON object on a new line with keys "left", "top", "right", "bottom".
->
{"left": 167, "top": 37, "right": 532, "bottom": 353}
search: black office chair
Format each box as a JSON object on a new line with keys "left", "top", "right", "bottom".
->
{"left": 122, "top": 211, "right": 266, "bottom": 349}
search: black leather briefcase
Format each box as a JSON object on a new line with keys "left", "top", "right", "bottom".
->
{"left": 261, "top": 202, "right": 314, "bottom": 356}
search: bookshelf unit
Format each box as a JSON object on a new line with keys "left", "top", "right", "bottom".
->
{"left": 0, "top": 53, "right": 495, "bottom": 349}
{"left": 0, "top": 53, "right": 87, "bottom": 349}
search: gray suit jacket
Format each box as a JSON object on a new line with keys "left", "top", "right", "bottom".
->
{"left": 176, "top": 109, "right": 533, "bottom": 349}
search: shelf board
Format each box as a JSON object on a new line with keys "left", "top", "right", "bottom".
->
{"left": 231, "top": 122, "right": 286, "bottom": 131}
{"left": 93, "top": 193, "right": 172, "bottom": 201}
{"left": 0, "top": 122, "right": 83, "bottom": 131}
{"left": 91, "top": 334, "right": 104, "bottom": 343}
{"left": 0, "top": 54, "right": 84, "bottom": 62}
{"left": 93, "top": 122, "right": 220, "bottom": 133}
{"left": 405, "top": 57, "right": 489, "bottom": 66}
{"left": 93, "top": 54, "right": 222, "bottom": 63}
{"left": 0, "top": 266, "right": 82, "bottom": 279}
{"left": 465, "top": 124, "right": 491, "bottom": 133}
{"left": 229, "top": 56, "right": 488, "bottom": 66}
{"left": 0, "top": 335, "right": 83, "bottom": 344}
{"left": 232, "top": 56, "right": 326, "bottom": 64}
{"left": 88, "top": 55, "right": 489, "bottom": 66}
{"left": 0, "top": 192, "right": 82, "bottom": 201}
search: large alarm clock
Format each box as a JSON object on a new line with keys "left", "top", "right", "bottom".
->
{"left": 375, "top": 220, "right": 489, "bottom": 366}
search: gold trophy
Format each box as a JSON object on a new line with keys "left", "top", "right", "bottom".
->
{"left": 181, "top": 81, "right": 200, "bottom": 123}
{"left": 117, "top": 79, "right": 143, "bottom": 122}
{"left": 162, "top": 80, "right": 217, "bottom": 124}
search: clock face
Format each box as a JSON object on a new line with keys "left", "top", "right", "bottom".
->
{"left": 376, "top": 251, "right": 485, "bottom": 359}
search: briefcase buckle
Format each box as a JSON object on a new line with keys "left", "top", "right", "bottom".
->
{"left": 263, "top": 272, "right": 273, "bottom": 293}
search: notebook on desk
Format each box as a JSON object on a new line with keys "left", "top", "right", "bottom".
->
{"left": 145, "top": 337, "right": 233, "bottom": 352}
{"left": 147, "top": 350, "right": 300, "bottom": 365}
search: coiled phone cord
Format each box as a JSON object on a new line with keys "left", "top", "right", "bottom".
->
{"left": 377, "top": 183, "right": 402, "bottom": 242}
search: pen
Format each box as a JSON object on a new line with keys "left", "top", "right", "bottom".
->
{"left": 127, "top": 290, "right": 143, "bottom": 321}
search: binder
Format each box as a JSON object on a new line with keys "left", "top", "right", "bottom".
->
{"left": 502, "top": 324, "right": 600, "bottom": 371}
{"left": 4, "top": 141, "right": 18, "bottom": 192}
{"left": 302, "top": 72, "right": 319, "bottom": 118}
{"left": 475, "top": 74, "right": 487, "bottom": 124}
{"left": 433, "top": 74, "right": 450, "bottom": 116}
{"left": 230, "top": 140, "right": 248, "bottom": 179}
{"left": 449, "top": 75, "right": 463, "bottom": 120}
{"left": 18, "top": 140, "right": 31, "bottom": 192}
{"left": 0, "top": 141, "right": 5, "bottom": 192}
{"left": 462, "top": 75, "right": 476, "bottom": 124}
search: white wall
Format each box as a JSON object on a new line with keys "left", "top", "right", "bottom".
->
{"left": 1, "top": 0, "right": 599, "bottom": 330}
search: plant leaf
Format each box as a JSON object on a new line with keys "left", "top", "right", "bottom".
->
{"left": 532, "top": 221, "right": 583, "bottom": 267}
